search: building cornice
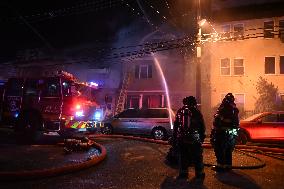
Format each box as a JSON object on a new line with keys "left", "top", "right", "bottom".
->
{"left": 212, "top": 2, "right": 284, "bottom": 23}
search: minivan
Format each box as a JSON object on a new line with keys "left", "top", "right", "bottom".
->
{"left": 102, "top": 108, "right": 175, "bottom": 140}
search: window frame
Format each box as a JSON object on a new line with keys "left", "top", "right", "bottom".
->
{"left": 233, "top": 58, "right": 244, "bottom": 76}
{"left": 280, "top": 55, "right": 284, "bottom": 75}
{"left": 135, "top": 64, "right": 153, "bottom": 79}
{"left": 264, "top": 20, "right": 274, "bottom": 39}
{"left": 220, "top": 58, "right": 231, "bottom": 76}
{"left": 233, "top": 23, "right": 244, "bottom": 40}
{"left": 221, "top": 24, "right": 231, "bottom": 39}
{"left": 220, "top": 93, "right": 245, "bottom": 106}
{"left": 234, "top": 93, "right": 245, "bottom": 105}
{"left": 279, "top": 20, "right": 284, "bottom": 41}
{"left": 264, "top": 56, "right": 276, "bottom": 75}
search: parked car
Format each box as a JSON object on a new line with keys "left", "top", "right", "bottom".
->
{"left": 102, "top": 108, "right": 175, "bottom": 140}
{"left": 237, "top": 111, "right": 284, "bottom": 144}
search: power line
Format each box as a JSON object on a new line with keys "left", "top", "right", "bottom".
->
{"left": 0, "top": 0, "right": 125, "bottom": 24}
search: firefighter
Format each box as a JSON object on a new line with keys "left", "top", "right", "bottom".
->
{"left": 172, "top": 96, "right": 206, "bottom": 180}
{"left": 210, "top": 93, "right": 239, "bottom": 172}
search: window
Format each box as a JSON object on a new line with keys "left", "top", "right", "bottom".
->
{"left": 233, "top": 24, "right": 244, "bottom": 40}
{"left": 279, "top": 114, "right": 284, "bottom": 122}
{"left": 264, "top": 21, "right": 274, "bottom": 38}
{"left": 141, "top": 109, "right": 169, "bottom": 118}
{"left": 6, "top": 78, "right": 23, "bottom": 96}
{"left": 220, "top": 58, "right": 230, "bottom": 75}
{"left": 280, "top": 56, "right": 284, "bottom": 74}
{"left": 142, "top": 95, "right": 163, "bottom": 108}
{"left": 24, "top": 79, "right": 39, "bottom": 96}
{"left": 62, "top": 81, "right": 72, "bottom": 97}
{"left": 262, "top": 114, "right": 277, "bottom": 122}
{"left": 279, "top": 20, "right": 284, "bottom": 42}
{"left": 127, "top": 95, "right": 140, "bottom": 109}
{"left": 233, "top": 58, "right": 244, "bottom": 75}
{"left": 265, "top": 57, "right": 275, "bottom": 74}
{"left": 41, "top": 78, "right": 61, "bottom": 97}
{"left": 280, "top": 94, "right": 284, "bottom": 102}
{"left": 234, "top": 94, "right": 245, "bottom": 105}
{"left": 221, "top": 25, "right": 231, "bottom": 39}
{"left": 135, "top": 64, "right": 152, "bottom": 79}
{"left": 280, "top": 94, "right": 284, "bottom": 106}
{"left": 118, "top": 109, "right": 139, "bottom": 118}
{"left": 220, "top": 93, "right": 244, "bottom": 105}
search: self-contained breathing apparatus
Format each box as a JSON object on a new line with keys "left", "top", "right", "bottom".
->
{"left": 210, "top": 93, "right": 240, "bottom": 171}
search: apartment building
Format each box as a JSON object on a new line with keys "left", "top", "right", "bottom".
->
{"left": 201, "top": 0, "right": 284, "bottom": 122}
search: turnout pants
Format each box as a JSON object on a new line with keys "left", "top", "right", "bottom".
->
{"left": 178, "top": 142, "right": 204, "bottom": 177}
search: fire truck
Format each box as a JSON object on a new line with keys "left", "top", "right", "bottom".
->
{"left": 0, "top": 71, "right": 103, "bottom": 142}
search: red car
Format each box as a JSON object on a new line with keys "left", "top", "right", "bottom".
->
{"left": 237, "top": 111, "right": 284, "bottom": 144}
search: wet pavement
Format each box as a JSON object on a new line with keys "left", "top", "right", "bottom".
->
{"left": 0, "top": 127, "right": 284, "bottom": 189}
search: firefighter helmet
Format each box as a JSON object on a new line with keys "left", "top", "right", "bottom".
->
{"left": 183, "top": 96, "right": 197, "bottom": 107}
{"left": 224, "top": 93, "right": 235, "bottom": 103}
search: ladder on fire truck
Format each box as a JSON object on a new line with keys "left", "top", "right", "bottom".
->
{"left": 115, "top": 71, "right": 131, "bottom": 115}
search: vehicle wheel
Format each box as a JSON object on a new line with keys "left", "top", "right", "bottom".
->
{"left": 236, "top": 131, "right": 249, "bottom": 145}
{"left": 152, "top": 127, "right": 167, "bottom": 140}
{"left": 101, "top": 124, "right": 113, "bottom": 135}
{"left": 15, "top": 111, "right": 42, "bottom": 144}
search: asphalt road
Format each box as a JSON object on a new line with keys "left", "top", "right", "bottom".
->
{"left": 0, "top": 136, "right": 284, "bottom": 189}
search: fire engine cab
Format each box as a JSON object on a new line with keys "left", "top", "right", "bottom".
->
{"left": 1, "top": 71, "right": 103, "bottom": 142}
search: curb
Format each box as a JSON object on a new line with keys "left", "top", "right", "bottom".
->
{"left": 0, "top": 141, "right": 107, "bottom": 181}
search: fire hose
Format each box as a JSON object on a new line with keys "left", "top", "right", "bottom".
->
{"left": 1, "top": 134, "right": 283, "bottom": 181}
{"left": 0, "top": 138, "right": 107, "bottom": 181}
{"left": 92, "top": 134, "right": 284, "bottom": 170}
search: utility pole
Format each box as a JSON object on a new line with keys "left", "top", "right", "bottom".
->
{"left": 196, "top": 0, "right": 202, "bottom": 106}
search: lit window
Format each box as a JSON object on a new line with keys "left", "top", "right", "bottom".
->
{"left": 233, "top": 58, "right": 244, "bottom": 75}
{"left": 265, "top": 57, "right": 275, "bottom": 74}
{"left": 279, "top": 20, "right": 284, "bottom": 42}
{"left": 221, "top": 25, "right": 231, "bottom": 39}
{"left": 280, "top": 56, "right": 284, "bottom": 74}
{"left": 233, "top": 24, "right": 244, "bottom": 40}
{"left": 127, "top": 95, "right": 140, "bottom": 109}
{"left": 264, "top": 21, "right": 274, "bottom": 38}
{"left": 142, "top": 95, "right": 163, "bottom": 108}
{"left": 135, "top": 64, "right": 152, "bottom": 79}
{"left": 220, "top": 58, "right": 230, "bottom": 75}
{"left": 234, "top": 94, "right": 245, "bottom": 105}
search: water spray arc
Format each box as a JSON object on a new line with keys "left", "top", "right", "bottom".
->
{"left": 151, "top": 53, "right": 174, "bottom": 129}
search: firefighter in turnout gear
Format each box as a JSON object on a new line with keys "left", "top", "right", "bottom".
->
{"left": 172, "top": 96, "right": 206, "bottom": 180}
{"left": 210, "top": 93, "right": 239, "bottom": 172}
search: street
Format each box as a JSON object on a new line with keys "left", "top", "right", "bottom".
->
{"left": 0, "top": 132, "right": 283, "bottom": 189}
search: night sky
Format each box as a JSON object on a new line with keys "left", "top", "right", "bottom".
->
{"left": 0, "top": 0, "right": 197, "bottom": 63}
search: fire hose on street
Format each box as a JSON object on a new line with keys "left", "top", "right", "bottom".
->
{"left": 0, "top": 134, "right": 283, "bottom": 181}
{"left": 0, "top": 138, "right": 107, "bottom": 181}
